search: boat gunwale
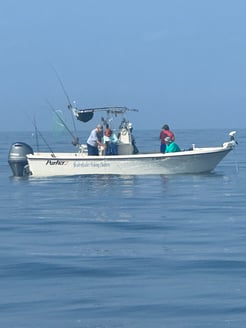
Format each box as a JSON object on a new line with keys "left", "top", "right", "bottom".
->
{"left": 26, "top": 146, "right": 232, "bottom": 161}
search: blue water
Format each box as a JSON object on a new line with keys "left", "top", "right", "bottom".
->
{"left": 1, "top": 129, "right": 246, "bottom": 327}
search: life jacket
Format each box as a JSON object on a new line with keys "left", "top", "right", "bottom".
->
{"left": 160, "top": 129, "right": 175, "bottom": 143}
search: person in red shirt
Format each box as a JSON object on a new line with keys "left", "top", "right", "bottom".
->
{"left": 104, "top": 124, "right": 112, "bottom": 138}
{"left": 159, "top": 124, "right": 175, "bottom": 153}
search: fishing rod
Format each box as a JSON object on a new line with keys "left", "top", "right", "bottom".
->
{"left": 46, "top": 100, "right": 80, "bottom": 146}
{"left": 33, "top": 116, "right": 40, "bottom": 152}
{"left": 51, "top": 65, "right": 79, "bottom": 139}
{"left": 32, "top": 117, "right": 56, "bottom": 157}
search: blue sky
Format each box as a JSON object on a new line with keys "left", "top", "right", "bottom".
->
{"left": 1, "top": 0, "right": 246, "bottom": 131}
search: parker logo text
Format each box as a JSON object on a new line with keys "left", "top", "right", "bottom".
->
{"left": 46, "top": 159, "right": 67, "bottom": 166}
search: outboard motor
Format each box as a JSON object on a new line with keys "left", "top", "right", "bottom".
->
{"left": 8, "top": 142, "right": 33, "bottom": 177}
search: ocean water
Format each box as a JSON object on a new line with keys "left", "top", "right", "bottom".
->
{"left": 1, "top": 129, "right": 246, "bottom": 328}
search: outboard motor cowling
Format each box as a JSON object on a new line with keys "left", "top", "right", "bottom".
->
{"left": 8, "top": 142, "right": 33, "bottom": 177}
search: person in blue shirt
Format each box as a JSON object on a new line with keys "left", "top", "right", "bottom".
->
{"left": 164, "top": 136, "right": 181, "bottom": 153}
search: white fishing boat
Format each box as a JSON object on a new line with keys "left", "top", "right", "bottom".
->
{"left": 8, "top": 106, "right": 237, "bottom": 178}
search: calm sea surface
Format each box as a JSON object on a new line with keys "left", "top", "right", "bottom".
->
{"left": 0, "top": 129, "right": 246, "bottom": 328}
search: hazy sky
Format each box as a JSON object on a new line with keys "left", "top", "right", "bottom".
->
{"left": 1, "top": 0, "right": 246, "bottom": 131}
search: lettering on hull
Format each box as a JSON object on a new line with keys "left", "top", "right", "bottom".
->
{"left": 73, "top": 161, "right": 110, "bottom": 168}
{"left": 46, "top": 159, "right": 68, "bottom": 166}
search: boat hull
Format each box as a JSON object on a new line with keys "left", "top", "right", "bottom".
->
{"left": 26, "top": 145, "right": 233, "bottom": 177}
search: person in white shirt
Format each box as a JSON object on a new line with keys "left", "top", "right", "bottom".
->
{"left": 87, "top": 124, "right": 103, "bottom": 155}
